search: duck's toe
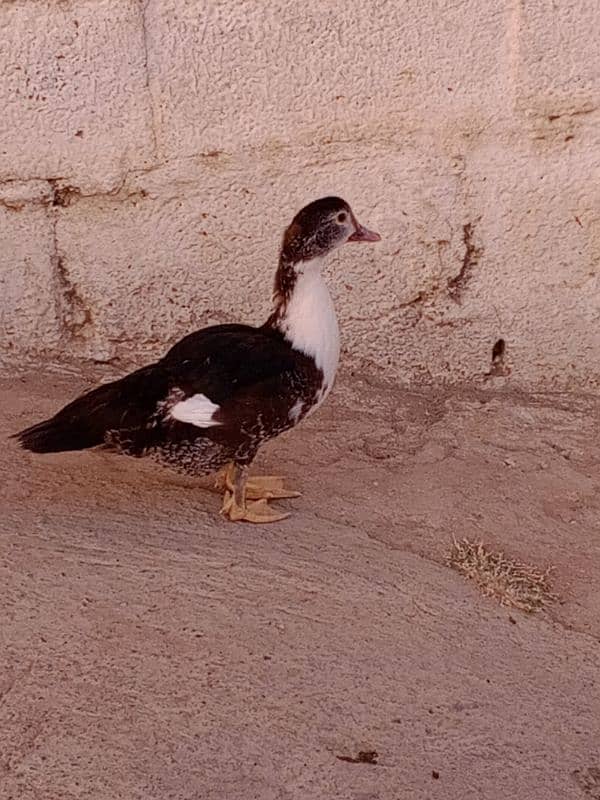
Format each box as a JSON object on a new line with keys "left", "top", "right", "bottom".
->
{"left": 245, "top": 475, "right": 301, "bottom": 500}
{"left": 220, "top": 492, "right": 290, "bottom": 524}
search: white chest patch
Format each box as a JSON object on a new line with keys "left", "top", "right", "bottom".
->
{"left": 170, "top": 393, "right": 222, "bottom": 428}
{"left": 279, "top": 260, "right": 340, "bottom": 392}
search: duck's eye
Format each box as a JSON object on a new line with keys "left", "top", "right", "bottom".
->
{"left": 337, "top": 212, "right": 347, "bottom": 224}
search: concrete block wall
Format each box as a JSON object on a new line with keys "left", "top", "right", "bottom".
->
{"left": 1, "top": 0, "right": 599, "bottom": 389}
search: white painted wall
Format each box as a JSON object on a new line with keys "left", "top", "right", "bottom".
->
{"left": 1, "top": 0, "right": 599, "bottom": 389}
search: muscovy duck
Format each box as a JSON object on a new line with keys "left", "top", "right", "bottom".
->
{"left": 14, "top": 197, "right": 380, "bottom": 523}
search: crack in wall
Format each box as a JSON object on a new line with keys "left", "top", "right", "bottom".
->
{"left": 0, "top": 151, "right": 234, "bottom": 208}
{"left": 55, "top": 254, "right": 93, "bottom": 338}
{"left": 397, "top": 225, "right": 483, "bottom": 323}
{"left": 547, "top": 106, "right": 597, "bottom": 121}
{"left": 0, "top": 198, "right": 27, "bottom": 212}
{"left": 0, "top": 131, "right": 444, "bottom": 206}
{"left": 0, "top": 184, "right": 55, "bottom": 211}
{"left": 50, "top": 211, "right": 93, "bottom": 341}
{"left": 447, "top": 221, "right": 483, "bottom": 302}
{"left": 49, "top": 179, "right": 81, "bottom": 208}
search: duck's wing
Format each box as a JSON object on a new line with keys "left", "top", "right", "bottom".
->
{"left": 160, "top": 323, "right": 296, "bottom": 406}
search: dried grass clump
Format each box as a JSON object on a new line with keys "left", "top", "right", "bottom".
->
{"left": 447, "top": 538, "right": 557, "bottom": 612}
{"left": 572, "top": 767, "right": 600, "bottom": 799}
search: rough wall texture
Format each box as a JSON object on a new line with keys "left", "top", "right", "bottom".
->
{"left": 1, "top": 0, "right": 599, "bottom": 389}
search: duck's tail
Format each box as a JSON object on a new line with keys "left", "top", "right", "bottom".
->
{"left": 12, "top": 407, "right": 105, "bottom": 453}
{"left": 12, "top": 364, "right": 168, "bottom": 454}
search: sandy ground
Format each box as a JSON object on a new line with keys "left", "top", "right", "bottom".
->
{"left": 1, "top": 366, "right": 600, "bottom": 800}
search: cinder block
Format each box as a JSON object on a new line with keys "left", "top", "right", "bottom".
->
{"left": 144, "top": 0, "right": 513, "bottom": 159}
{"left": 0, "top": 194, "right": 61, "bottom": 362}
{"left": 0, "top": 0, "right": 156, "bottom": 191}
{"left": 516, "top": 0, "right": 600, "bottom": 111}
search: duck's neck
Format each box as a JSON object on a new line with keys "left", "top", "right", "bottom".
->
{"left": 265, "top": 255, "right": 340, "bottom": 388}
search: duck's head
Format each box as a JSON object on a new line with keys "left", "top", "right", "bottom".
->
{"left": 281, "top": 196, "right": 380, "bottom": 265}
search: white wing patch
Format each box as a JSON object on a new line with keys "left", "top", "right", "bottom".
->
{"left": 169, "top": 393, "right": 222, "bottom": 428}
{"left": 288, "top": 399, "right": 304, "bottom": 424}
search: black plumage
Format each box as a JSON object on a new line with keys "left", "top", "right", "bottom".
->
{"left": 15, "top": 364, "right": 169, "bottom": 453}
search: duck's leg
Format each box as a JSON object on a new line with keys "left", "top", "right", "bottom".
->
{"left": 214, "top": 463, "right": 301, "bottom": 501}
{"left": 219, "top": 462, "right": 293, "bottom": 523}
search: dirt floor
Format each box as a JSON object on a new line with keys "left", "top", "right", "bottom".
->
{"left": 1, "top": 366, "right": 600, "bottom": 800}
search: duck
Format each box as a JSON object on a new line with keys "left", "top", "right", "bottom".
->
{"left": 13, "top": 197, "right": 381, "bottom": 523}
